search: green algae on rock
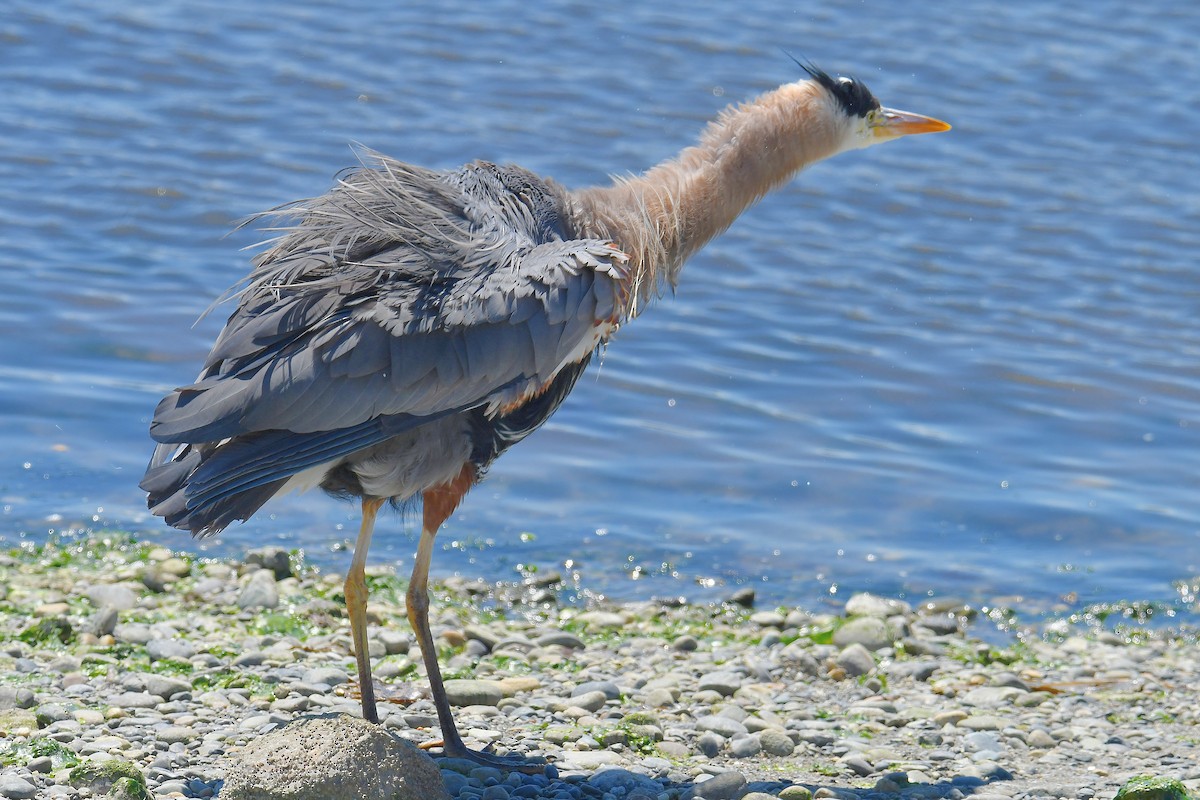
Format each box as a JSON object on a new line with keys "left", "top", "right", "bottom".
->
{"left": 1114, "top": 775, "right": 1193, "bottom": 800}
{"left": 68, "top": 758, "right": 149, "bottom": 799}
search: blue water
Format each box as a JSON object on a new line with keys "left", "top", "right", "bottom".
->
{"left": 2, "top": 2, "right": 1198, "bottom": 623}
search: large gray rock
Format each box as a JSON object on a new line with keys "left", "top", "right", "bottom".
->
{"left": 220, "top": 713, "right": 450, "bottom": 800}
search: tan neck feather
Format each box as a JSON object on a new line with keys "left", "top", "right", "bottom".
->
{"left": 571, "top": 80, "right": 844, "bottom": 317}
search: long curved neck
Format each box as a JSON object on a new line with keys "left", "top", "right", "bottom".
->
{"left": 571, "top": 80, "right": 843, "bottom": 316}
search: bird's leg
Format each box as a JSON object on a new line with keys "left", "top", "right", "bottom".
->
{"left": 346, "top": 495, "right": 385, "bottom": 724}
{"left": 409, "top": 466, "right": 548, "bottom": 774}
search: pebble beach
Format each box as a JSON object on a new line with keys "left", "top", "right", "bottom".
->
{"left": 1, "top": 534, "right": 1197, "bottom": 800}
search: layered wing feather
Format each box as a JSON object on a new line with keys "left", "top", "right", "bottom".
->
{"left": 142, "top": 155, "right": 628, "bottom": 533}
{"left": 149, "top": 156, "right": 629, "bottom": 445}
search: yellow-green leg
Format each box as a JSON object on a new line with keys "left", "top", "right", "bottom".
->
{"left": 345, "top": 496, "right": 385, "bottom": 724}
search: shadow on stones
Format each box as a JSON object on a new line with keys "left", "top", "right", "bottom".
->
{"left": 428, "top": 757, "right": 1014, "bottom": 800}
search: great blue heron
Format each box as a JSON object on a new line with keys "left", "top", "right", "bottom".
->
{"left": 141, "top": 64, "right": 948, "bottom": 770}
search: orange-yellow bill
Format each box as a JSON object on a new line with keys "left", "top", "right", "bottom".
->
{"left": 874, "top": 107, "right": 952, "bottom": 137}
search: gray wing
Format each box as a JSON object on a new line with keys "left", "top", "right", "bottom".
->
{"left": 149, "top": 158, "right": 630, "bottom": 445}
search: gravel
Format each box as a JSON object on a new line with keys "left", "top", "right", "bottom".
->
{"left": 0, "top": 535, "right": 1197, "bottom": 800}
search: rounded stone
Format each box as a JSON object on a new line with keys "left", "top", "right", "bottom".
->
{"left": 114, "top": 623, "right": 152, "bottom": 644}
{"left": 934, "top": 709, "right": 968, "bottom": 726}
{"left": 535, "top": 631, "right": 585, "bottom": 649}
{"left": 86, "top": 584, "right": 138, "bottom": 611}
{"left": 144, "top": 675, "right": 191, "bottom": 700}
{"left": 497, "top": 676, "right": 540, "bottom": 696}
{"left": 693, "top": 770, "right": 748, "bottom": 800}
{"left": 139, "top": 568, "right": 172, "bottom": 594}
{"left": 779, "top": 787, "right": 814, "bottom": 800}
{"left": 965, "top": 731, "right": 1003, "bottom": 754}
{"left": 245, "top": 547, "right": 293, "bottom": 579}
{"left": 588, "top": 769, "right": 662, "bottom": 796}
{"left": 572, "top": 680, "right": 620, "bottom": 700}
{"left": 237, "top": 569, "right": 280, "bottom": 610}
{"left": 220, "top": 714, "right": 449, "bottom": 800}
{"left": 159, "top": 557, "right": 193, "bottom": 577}
{"left": 1114, "top": 775, "right": 1190, "bottom": 800}
{"left": 146, "top": 638, "right": 195, "bottom": 661}
{"left": 760, "top": 729, "right": 795, "bottom": 756}
{"left": 86, "top": 606, "right": 120, "bottom": 637}
{"left": 158, "top": 726, "right": 195, "bottom": 744}
{"left": 842, "top": 754, "right": 875, "bottom": 776}
{"left": 835, "top": 642, "right": 876, "bottom": 677}
{"left": 959, "top": 714, "right": 1005, "bottom": 731}
{"left": 443, "top": 679, "right": 503, "bottom": 707}
{"left": 440, "top": 771, "right": 470, "bottom": 795}
{"left": 108, "top": 691, "right": 159, "bottom": 709}
{"left": 570, "top": 690, "right": 609, "bottom": 712}
{"left": 378, "top": 630, "right": 410, "bottom": 655}
{"left": 728, "top": 733, "right": 762, "bottom": 758}
{"left": 750, "top": 611, "right": 786, "bottom": 628}
{"left": 0, "top": 687, "right": 37, "bottom": 710}
{"left": 68, "top": 759, "right": 147, "bottom": 797}
{"left": 0, "top": 774, "right": 38, "bottom": 800}
{"left": 26, "top": 756, "right": 52, "bottom": 774}
{"left": 696, "top": 715, "right": 747, "bottom": 738}
{"left": 727, "top": 587, "right": 756, "bottom": 607}
{"left": 696, "top": 731, "right": 724, "bottom": 757}
{"left": 302, "top": 667, "right": 349, "bottom": 687}
{"left": 1027, "top": 729, "right": 1057, "bottom": 748}
{"left": 35, "top": 702, "right": 72, "bottom": 723}
{"left": 832, "top": 616, "right": 893, "bottom": 651}
{"left": 874, "top": 777, "right": 904, "bottom": 793}
{"left": 697, "top": 670, "right": 743, "bottom": 696}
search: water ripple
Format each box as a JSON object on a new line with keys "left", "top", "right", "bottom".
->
{"left": 2, "top": 0, "right": 1198, "bottom": 622}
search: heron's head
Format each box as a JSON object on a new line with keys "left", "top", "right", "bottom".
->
{"left": 800, "top": 63, "right": 950, "bottom": 152}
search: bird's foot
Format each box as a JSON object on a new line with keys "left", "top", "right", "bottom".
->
{"left": 426, "top": 739, "right": 552, "bottom": 776}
